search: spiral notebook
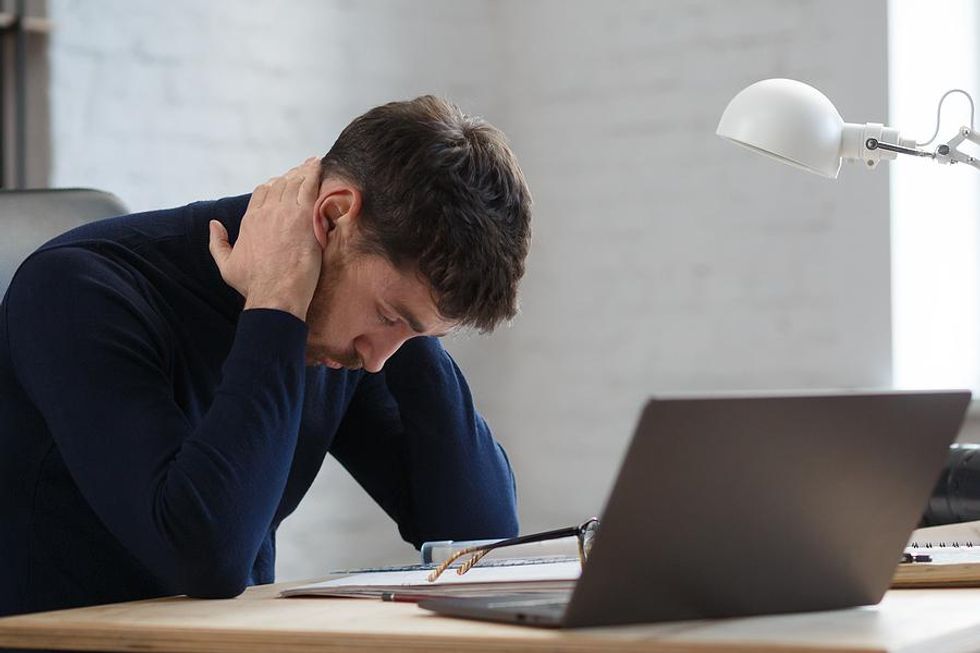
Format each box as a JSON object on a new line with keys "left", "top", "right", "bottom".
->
{"left": 893, "top": 520, "right": 980, "bottom": 588}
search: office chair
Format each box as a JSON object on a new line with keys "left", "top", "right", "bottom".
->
{"left": 0, "top": 188, "right": 129, "bottom": 297}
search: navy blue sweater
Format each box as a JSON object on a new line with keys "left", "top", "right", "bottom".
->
{"left": 0, "top": 195, "right": 518, "bottom": 617}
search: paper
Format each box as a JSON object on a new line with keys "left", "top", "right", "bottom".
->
{"left": 908, "top": 520, "right": 980, "bottom": 548}
{"left": 318, "top": 560, "right": 579, "bottom": 586}
{"left": 893, "top": 520, "right": 980, "bottom": 588}
{"left": 279, "top": 560, "right": 580, "bottom": 599}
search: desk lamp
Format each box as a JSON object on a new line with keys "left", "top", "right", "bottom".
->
{"left": 716, "top": 78, "right": 978, "bottom": 178}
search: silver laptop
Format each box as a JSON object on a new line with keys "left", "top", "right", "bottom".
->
{"left": 420, "top": 390, "right": 970, "bottom": 627}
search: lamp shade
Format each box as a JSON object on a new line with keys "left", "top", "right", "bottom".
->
{"left": 717, "top": 79, "right": 845, "bottom": 179}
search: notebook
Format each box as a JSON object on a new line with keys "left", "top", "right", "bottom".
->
{"left": 279, "top": 558, "right": 578, "bottom": 600}
{"left": 280, "top": 533, "right": 585, "bottom": 600}
{"left": 893, "top": 520, "right": 980, "bottom": 588}
{"left": 420, "top": 391, "right": 970, "bottom": 628}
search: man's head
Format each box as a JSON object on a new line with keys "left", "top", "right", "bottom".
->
{"left": 306, "top": 96, "right": 532, "bottom": 372}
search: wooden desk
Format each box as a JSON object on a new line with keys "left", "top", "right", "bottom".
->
{"left": 2, "top": 580, "right": 980, "bottom": 653}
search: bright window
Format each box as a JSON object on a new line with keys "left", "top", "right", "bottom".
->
{"left": 889, "top": 0, "right": 980, "bottom": 390}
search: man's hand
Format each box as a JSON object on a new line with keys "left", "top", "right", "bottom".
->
{"left": 209, "top": 157, "right": 323, "bottom": 321}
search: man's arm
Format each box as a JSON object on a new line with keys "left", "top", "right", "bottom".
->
{"left": 6, "top": 248, "right": 307, "bottom": 598}
{"left": 6, "top": 159, "right": 323, "bottom": 599}
{"left": 330, "top": 336, "right": 519, "bottom": 548}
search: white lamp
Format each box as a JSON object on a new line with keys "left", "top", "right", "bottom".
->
{"left": 717, "top": 78, "right": 979, "bottom": 178}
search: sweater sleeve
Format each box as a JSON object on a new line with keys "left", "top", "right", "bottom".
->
{"left": 329, "top": 336, "right": 519, "bottom": 548}
{"left": 5, "top": 247, "right": 308, "bottom": 598}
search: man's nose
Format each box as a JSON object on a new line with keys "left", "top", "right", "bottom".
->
{"left": 356, "top": 332, "right": 408, "bottom": 373}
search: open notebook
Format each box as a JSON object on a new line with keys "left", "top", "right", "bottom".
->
{"left": 279, "top": 558, "right": 579, "bottom": 601}
{"left": 280, "top": 535, "right": 583, "bottom": 600}
{"left": 894, "top": 520, "right": 980, "bottom": 588}
{"left": 283, "top": 519, "right": 980, "bottom": 600}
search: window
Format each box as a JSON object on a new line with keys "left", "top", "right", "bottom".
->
{"left": 0, "top": 0, "right": 49, "bottom": 188}
{"left": 889, "top": 0, "right": 980, "bottom": 390}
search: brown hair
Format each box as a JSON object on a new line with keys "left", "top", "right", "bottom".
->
{"left": 321, "top": 96, "right": 532, "bottom": 333}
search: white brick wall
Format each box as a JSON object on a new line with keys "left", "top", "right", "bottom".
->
{"left": 452, "top": 0, "right": 891, "bottom": 533}
{"left": 49, "top": 0, "right": 504, "bottom": 211}
{"left": 48, "top": 0, "right": 890, "bottom": 580}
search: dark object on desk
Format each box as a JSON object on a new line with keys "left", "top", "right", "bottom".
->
{"left": 421, "top": 390, "right": 970, "bottom": 628}
{"left": 899, "top": 553, "right": 933, "bottom": 564}
{"left": 921, "top": 444, "right": 980, "bottom": 526}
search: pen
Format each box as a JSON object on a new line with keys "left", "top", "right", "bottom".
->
{"left": 380, "top": 591, "right": 426, "bottom": 603}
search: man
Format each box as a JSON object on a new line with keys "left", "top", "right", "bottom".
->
{"left": 0, "top": 96, "right": 532, "bottom": 616}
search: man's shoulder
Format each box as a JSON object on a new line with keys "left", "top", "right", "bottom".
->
{"left": 8, "top": 245, "right": 136, "bottom": 306}
{"left": 11, "top": 193, "right": 252, "bottom": 297}
{"left": 4, "top": 193, "right": 253, "bottom": 333}
{"left": 42, "top": 194, "right": 251, "bottom": 251}
{"left": 4, "top": 243, "right": 179, "bottom": 360}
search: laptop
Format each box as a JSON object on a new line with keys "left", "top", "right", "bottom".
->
{"left": 420, "top": 390, "right": 970, "bottom": 628}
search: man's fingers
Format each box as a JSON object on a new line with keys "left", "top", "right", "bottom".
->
{"left": 252, "top": 157, "right": 321, "bottom": 208}
{"left": 208, "top": 220, "right": 232, "bottom": 270}
{"left": 297, "top": 169, "right": 321, "bottom": 205}
{"left": 269, "top": 176, "right": 288, "bottom": 203}
{"left": 250, "top": 182, "right": 271, "bottom": 210}
{"left": 286, "top": 157, "right": 322, "bottom": 205}
{"left": 283, "top": 156, "right": 320, "bottom": 178}
{"left": 284, "top": 171, "right": 309, "bottom": 206}
{"left": 282, "top": 158, "right": 312, "bottom": 180}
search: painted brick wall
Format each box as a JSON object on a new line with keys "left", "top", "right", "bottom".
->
{"left": 47, "top": 0, "right": 889, "bottom": 580}
{"left": 48, "top": 0, "right": 505, "bottom": 211}
{"left": 449, "top": 0, "right": 892, "bottom": 532}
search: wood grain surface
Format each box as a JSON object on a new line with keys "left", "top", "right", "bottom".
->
{"left": 2, "top": 580, "right": 980, "bottom": 652}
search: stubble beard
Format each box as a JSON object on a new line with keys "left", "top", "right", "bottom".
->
{"left": 304, "top": 256, "right": 363, "bottom": 369}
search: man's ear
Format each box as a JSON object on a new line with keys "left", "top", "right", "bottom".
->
{"left": 313, "top": 182, "right": 362, "bottom": 248}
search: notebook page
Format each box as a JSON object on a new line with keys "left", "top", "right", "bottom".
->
{"left": 907, "top": 520, "right": 980, "bottom": 548}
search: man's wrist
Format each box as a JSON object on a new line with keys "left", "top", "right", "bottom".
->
{"left": 243, "top": 292, "right": 309, "bottom": 321}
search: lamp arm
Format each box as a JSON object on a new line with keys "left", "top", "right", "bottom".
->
{"left": 865, "top": 138, "right": 935, "bottom": 158}
{"left": 857, "top": 90, "right": 979, "bottom": 171}
{"left": 935, "top": 127, "right": 980, "bottom": 170}
{"left": 864, "top": 127, "right": 980, "bottom": 171}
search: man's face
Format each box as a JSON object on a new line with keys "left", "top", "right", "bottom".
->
{"left": 304, "top": 250, "right": 454, "bottom": 372}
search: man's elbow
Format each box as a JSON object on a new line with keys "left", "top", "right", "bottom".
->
{"left": 179, "top": 567, "right": 249, "bottom": 600}
{"left": 170, "top": 548, "right": 253, "bottom": 599}
{"left": 183, "top": 579, "right": 248, "bottom": 600}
